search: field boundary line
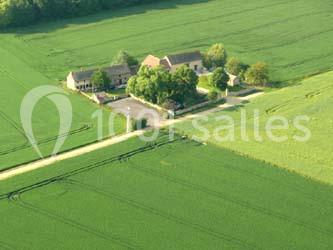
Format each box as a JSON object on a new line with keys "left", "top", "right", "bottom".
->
{"left": 0, "top": 130, "right": 145, "bottom": 181}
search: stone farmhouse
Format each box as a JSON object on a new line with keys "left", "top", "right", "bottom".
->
{"left": 67, "top": 64, "right": 134, "bottom": 91}
{"left": 67, "top": 51, "right": 239, "bottom": 92}
{"left": 142, "top": 51, "right": 240, "bottom": 87}
{"left": 142, "top": 51, "right": 204, "bottom": 73}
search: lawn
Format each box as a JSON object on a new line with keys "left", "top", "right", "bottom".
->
{"left": 0, "top": 133, "right": 333, "bottom": 249}
{"left": 176, "top": 71, "right": 333, "bottom": 184}
{"left": 198, "top": 75, "right": 245, "bottom": 92}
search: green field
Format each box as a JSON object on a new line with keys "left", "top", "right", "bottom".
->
{"left": 1, "top": 0, "right": 332, "bottom": 169}
{"left": 176, "top": 71, "right": 333, "bottom": 184}
{"left": 1, "top": 0, "right": 333, "bottom": 83}
{"left": 1, "top": 1, "right": 332, "bottom": 249}
{"left": 1, "top": 133, "right": 333, "bottom": 249}
{"left": 0, "top": 38, "right": 126, "bottom": 170}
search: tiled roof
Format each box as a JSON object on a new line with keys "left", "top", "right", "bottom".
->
{"left": 71, "top": 64, "right": 131, "bottom": 81}
{"left": 142, "top": 55, "right": 161, "bottom": 68}
{"left": 160, "top": 59, "right": 171, "bottom": 70}
{"left": 165, "top": 51, "right": 202, "bottom": 65}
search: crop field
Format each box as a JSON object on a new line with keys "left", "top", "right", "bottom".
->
{"left": 1, "top": 0, "right": 332, "bottom": 83}
{"left": 0, "top": 0, "right": 332, "bottom": 169}
{"left": 1, "top": 0, "right": 332, "bottom": 249}
{"left": 0, "top": 45, "right": 125, "bottom": 169}
{"left": 176, "top": 71, "right": 333, "bottom": 184}
{"left": 0, "top": 133, "right": 333, "bottom": 249}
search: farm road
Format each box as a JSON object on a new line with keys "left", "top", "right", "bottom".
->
{"left": 0, "top": 92, "right": 263, "bottom": 181}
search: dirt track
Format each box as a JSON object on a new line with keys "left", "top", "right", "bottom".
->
{"left": 0, "top": 92, "right": 263, "bottom": 181}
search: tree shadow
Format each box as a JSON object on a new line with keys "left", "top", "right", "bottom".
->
{"left": 4, "top": 0, "right": 211, "bottom": 35}
{"left": 222, "top": 103, "right": 245, "bottom": 112}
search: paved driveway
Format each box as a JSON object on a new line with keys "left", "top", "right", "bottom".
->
{"left": 108, "top": 98, "right": 165, "bottom": 127}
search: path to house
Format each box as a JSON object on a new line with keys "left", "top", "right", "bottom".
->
{"left": 0, "top": 92, "right": 263, "bottom": 181}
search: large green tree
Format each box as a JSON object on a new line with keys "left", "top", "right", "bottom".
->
{"left": 0, "top": 0, "right": 38, "bottom": 27}
{"left": 245, "top": 62, "right": 269, "bottom": 86}
{"left": 210, "top": 67, "right": 229, "bottom": 91}
{"left": 203, "top": 43, "right": 228, "bottom": 69}
{"left": 91, "top": 69, "right": 110, "bottom": 90}
{"left": 226, "top": 57, "right": 247, "bottom": 75}
{"left": 112, "top": 50, "right": 139, "bottom": 66}
{"left": 171, "top": 65, "right": 198, "bottom": 104}
{"left": 126, "top": 65, "right": 171, "bottom": 104}
{"left": 127, "top": 65, "right": 199, "bottom": 106}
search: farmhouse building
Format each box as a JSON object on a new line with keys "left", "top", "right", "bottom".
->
{"left": 227, "top": 72, "right": 240, "bottom": 86}
{"left": 164, "top": 51, "right": 203, "bottom": 73}
{"left": 142, "top": 51, "right": 204, "bottom": 73}
{"left": 67, "top": 64, "right": 133, "bottom": 91}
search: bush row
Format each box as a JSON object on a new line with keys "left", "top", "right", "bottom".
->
{"left": 0, "top": 0, "right": 160, "bottom": 28}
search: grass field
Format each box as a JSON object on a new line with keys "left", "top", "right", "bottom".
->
{"left": 0, "top": 1, "right": 332, "bottom": 249}
{"left": 1, "top": 0, "right": 332, "bottom": 83}
{"left": 176, "top": 71, "right": 333, "bottom": 184}
{"left": 1, "top": 0, "right": 332, "bottom": 169}
{"left": 0, "top": 36, "right": 126, "bottom": 170}
{"left": 1, "top": 133, "right": 333, "bottom": 249}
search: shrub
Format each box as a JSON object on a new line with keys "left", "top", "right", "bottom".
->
{"left": 112, "top": 50, "right": 138, "bottom": 66}
{"left": 131, "top": 118, "right": 148, "bottom": 131}
{"left": 162, "top": 99, "right": 178, "bottom": 110}
{"left": 0, "top": 0, "right": 162, "bottom": 29}
{"left": 208, "top": 90, "right": 219, "bottom": 101}
{"left": 210, "top": 67, "right": 229, "bottom": 91}
{"left": 245, "top": 62, "right": 269, "bottom": 86}
{"left": 226, "top": 57, "right": 248, "bottom": 76}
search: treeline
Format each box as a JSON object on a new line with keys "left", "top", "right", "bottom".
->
{"left": 0, "top": 0, "right": 159, "bottom": 28}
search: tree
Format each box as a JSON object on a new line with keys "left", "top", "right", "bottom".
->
{"left": 210, "top": 67, "right": 229, "bottom": 91}
{"left": 126, "top": 75, "right": 139, "bottom": 95}
{"left": 112, "top": 50, "right": 138, "bottom": 66}
{"left": 0, "top": 0, "right": 39, "bottom": 28}
{"left": 127, "top": 65, "right": 200, "bottom": 106}
{"left": 126, "top": 65, "right": 172, "bottom": 104}
{"left": 91, "top": 69, "right": 110, "bottom": 90}
{"left": 207, "top": 90, "right": 219, "bottom": 101}
{"left": 0, "top": 0, "right": 162, "bottom": 29}
{"left": 203, "top": 43, "right": 228, "bottom": 69}
{"left": 245, "top": 62, "right": 269, "bottom": 86}
{"left": 171, "top": 65, "right": 198, "bottom": 104}
{"left": 226, "top": 57, "right": 247, "bottom": 76}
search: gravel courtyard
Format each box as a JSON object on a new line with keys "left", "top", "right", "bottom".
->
{"left": 108, "top": 98, "right": 166, "bottom": 127}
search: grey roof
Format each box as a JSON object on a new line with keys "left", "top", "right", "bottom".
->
{"left": 129, "top": 65, "right": 140, "bottom": 75}
{"left": 165, "top": 51, "right": 202, "bottom": 65}
{"left": 71, "top": 64, "right": 131, "bottom": 82}
{"left": 160, "top": 59, "right": 171, "bottom": 69}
